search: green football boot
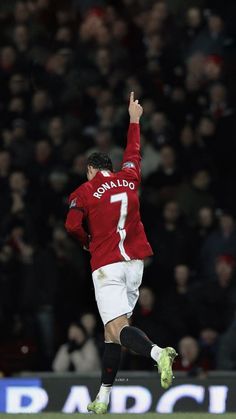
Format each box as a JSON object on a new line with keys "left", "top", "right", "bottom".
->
{"left": 157, "top": 347, "right": 178, "bottom": 389}
{"left": 87, "top": 399, "right": 108, "bottom": 414}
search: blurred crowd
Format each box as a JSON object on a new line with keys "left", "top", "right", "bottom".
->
{"left": 0, "top": 0, "right": 236, "bottom": 375}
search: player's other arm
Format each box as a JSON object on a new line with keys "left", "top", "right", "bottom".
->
{"left": 65, "top": 192, "right": 89, "bottom": 249}
{"left": 122, "top": 92, "right": 143, "bottom": 177}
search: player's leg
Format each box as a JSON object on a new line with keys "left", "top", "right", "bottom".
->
{"left": 105, "top": 260, "right": 177, "bottom": 389}
{"left": 89, "top": 260, "right": 177, "bottom": 415}
{"left": 88, "top": 316, "right": 135, "bottom": 413}
{"left": 87, "top": 341, "right": 121, "bottom": 414}
{"left": 88, "top": 262, "right": 128, "bottom": 414}
{"left": 105, "top": 314, "right": 177, "bottom": 389}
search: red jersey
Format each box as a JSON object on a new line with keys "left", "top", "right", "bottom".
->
{"left": 65, "top": 123, "right": 153, "bottom": 272}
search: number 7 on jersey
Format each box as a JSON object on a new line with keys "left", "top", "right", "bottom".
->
{"left": 110, "top": 192, "right": 130, "bottom": 260}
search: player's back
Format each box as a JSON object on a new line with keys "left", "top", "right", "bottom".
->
{"left": 66, "top": 120, "right": 153, "bottom": 272}
{"left": 80, "top": 169, "right": 152, "bottom": 272}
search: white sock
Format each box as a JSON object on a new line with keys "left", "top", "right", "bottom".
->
{"left": 96, "top": 384, "right": 112, "bottom": 404}
{"left": 150, "top": 344, "right": 163, "bottom": 364}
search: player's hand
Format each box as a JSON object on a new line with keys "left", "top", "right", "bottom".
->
{"left": 129, "top": 91, "right": 143, "bottom": 123}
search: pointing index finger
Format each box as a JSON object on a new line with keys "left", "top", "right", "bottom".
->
{"left": 130, "top": 91, "right": 134, "bottom": 104}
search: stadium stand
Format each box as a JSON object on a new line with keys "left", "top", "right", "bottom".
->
{"left": 0, "top": 0, "right": 236, "bottom": 375}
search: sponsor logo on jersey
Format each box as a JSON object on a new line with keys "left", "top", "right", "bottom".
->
{"left": 93, "top": 179, "right": 135, "bottom": 199}
{"left": 69, "top": 198, "right": 77, "bottom": 208}
{"left": 122, "top": 161, "right": 135, "bottom": 169}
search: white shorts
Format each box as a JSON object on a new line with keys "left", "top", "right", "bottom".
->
{"left": 92, "top": 260, "right": 144, "bottom": 325}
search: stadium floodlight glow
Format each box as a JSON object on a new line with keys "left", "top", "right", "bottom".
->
{"left": 6, "top": 387, "right": 48, "bottom": 413}
{"left": 156, "top": 384, "right": 205, "bottom": 413}
{"left": 110, "top": 386, "right": 152, "bottom": 413}
{"left": 62, "top": 386, "right": 91, "bottom": 413}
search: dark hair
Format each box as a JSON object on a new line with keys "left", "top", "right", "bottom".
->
{"left": 87, "top": 152, "right": 113, "bottom": 172}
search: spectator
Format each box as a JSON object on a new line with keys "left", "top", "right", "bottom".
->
{"left": 181, "top": 7, "right": 203, "bottom": 56}
{"left": 52, "top": 323, "right": 100, "bottom": 372}
{"left": 0, "top": 150, "right": 11, "bottom": 194}
{"left": 0, "top": 46, "right": 17, "bottom": 78}
{"left": 32, "top": 140, "right": 53, "bottom": 186}
{"left": 10, "top": 119, "right": 33, "bottom": 169}
{"left": 178, "top": 169, "right": 215, "bottom": 225}
{"left": 208, "top": 83, "right": 230, "bottom": 120}
{"left": 86, "top": 128, "right": 123, "bottom": 172}
{"left": 140, "top": 134, "right": 160, "bottom": 179}
{"left": 48, "top": 116, "right": 65, "bottom": 148}
{"left": 134, "top": 287, "right": 160, "bottom": 344}
{"left": 217, "top": 319, "right": 236, "bottom": 370}
{"left": 200, "top": 211, "right": 236, "bottom": 278}
{"left": 148, "top": 113, "right": 173, "bottom": 150}
{"left": 178, "top": 123, "right": 203, "bottom": 175}
{"left": 0, "top": 170, "right": 40, "bottom": 241}
{"left": 133, "top": 287, "right": 175, "bottom": 369}
{"left": 163, "top": 264, "right": 198, "bottom": 341}
{"left": 148, "top": 201, "right": 191, "bottom": 291}
{"left": 80, "top": 312, "right": 97, "bottom": 338}
{"left": 191, "top": 206, "right": 216, "bottom": 267}
{"left": 146, "top": 145, "right": 182, "bottom": 207}
{"left": 68, "top": 153, "right": 87, "bottom": 190}
{"left": 41, "top": 169, "right": 69, "bottom": 226}
{"left": 14, "top": 1, "right": 30, "bottom": 25}
{"left": 30, "top": 90, "right": 52, "bottom": 135}
{"left": 8, "top": 73, "right": 28, "bottom": 98}
{"left": 174, "top": 336, "right": 210, "bottom": 376}
{"left": 196, "top": 254, "right": 236, "bottom": 334}
{"left": 80, "top": 312, "right": 104, "bottom": 356}
{"left": 196, "top": 116, "right": 216, "bottom": 157}
{"left": 13, "top": 25, "right": 30, "bottom": 54}
{"left": 199, "top": 328, "right": 219, "bottom": 370}
{"left": 189, "top": 13, "right": 225, "bottom": 57}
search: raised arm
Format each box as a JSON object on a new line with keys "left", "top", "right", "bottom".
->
{"left": 122, "top": 92, "right": 143, "bottom": 179}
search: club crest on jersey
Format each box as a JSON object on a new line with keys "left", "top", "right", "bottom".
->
{"left": 93, "top": 179, "right": 135, "bottom": 199}
{"left": 122, "top": 161, "right": 135, "bottom": 169}
{"left": 69, "top": 198, "right": 77, "bottom": 208}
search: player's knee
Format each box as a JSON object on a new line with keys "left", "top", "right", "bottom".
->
{"left": 104, "top": 326, "right": 112, "bottom": 342}
{"left": 105, "top": 316, "right": 128, "bottom": 343}
{"left": 105, "top": 324, "right": 119, "bottom": 343}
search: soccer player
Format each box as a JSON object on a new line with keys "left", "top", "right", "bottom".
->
{"left": 65, "top": 92, "right": 177, "bottom": 414}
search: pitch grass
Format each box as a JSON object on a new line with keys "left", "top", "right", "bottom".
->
{"left": 0, "top": 416, "right": 235, "bottom": 418}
